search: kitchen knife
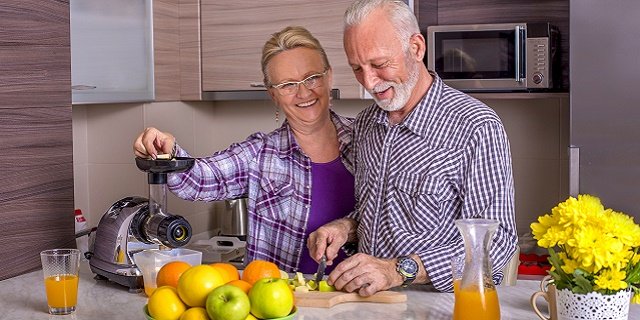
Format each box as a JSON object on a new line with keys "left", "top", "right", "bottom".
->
{"left": 315, "top": 255, "right": 327, "bottom": 284}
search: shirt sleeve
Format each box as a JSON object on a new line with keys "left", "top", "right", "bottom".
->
{"left": 166, "top": 133, "right": 266, "bottom": 202}
{"left": 420, "top": 121, "right": 518, "bottom": 292}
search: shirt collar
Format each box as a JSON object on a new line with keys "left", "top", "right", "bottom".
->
{"left": 276, "top": 108, "right": 352, "bottom": 159}
{"left": 370, "top": 71, "right": 444, "bottom": 138}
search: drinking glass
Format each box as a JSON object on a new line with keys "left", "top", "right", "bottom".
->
{"left": 40, "top": 249, "right": 81, "bottom": 315}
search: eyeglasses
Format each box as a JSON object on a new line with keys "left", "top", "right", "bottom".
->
{"left": 270, "top": 70, "right": 328, "bottom": 96}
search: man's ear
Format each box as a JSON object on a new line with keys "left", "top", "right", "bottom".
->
{"left": 410, "top": 33, "right": 426, "bottom": 61}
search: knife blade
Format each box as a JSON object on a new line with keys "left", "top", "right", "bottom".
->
{"left": 314, "top": 255, "right": 327, "bottom": 284}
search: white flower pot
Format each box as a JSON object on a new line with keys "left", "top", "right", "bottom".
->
{"left": 556, "top": 288, "right": 632, "bottom": 320}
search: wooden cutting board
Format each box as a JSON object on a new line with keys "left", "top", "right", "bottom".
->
{"left": 294, "top": 290, "right": 407, "bottom": 308}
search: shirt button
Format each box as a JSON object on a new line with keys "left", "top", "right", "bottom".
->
{"left": 305, "top": 205, "right": 310, "bottom": 208}
{"left": 306, "top": 185, "right": 310, "bottom": 189}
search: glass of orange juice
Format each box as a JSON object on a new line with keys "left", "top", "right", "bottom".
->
{"left": 40, "top": 249, "right": 81, "bottom": 315}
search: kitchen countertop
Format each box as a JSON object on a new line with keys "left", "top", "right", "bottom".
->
{"left": 2, "top": 261, "right": 639, "bottom": 320}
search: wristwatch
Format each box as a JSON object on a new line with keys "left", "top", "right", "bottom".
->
{"left": 396, "top": 256, "right": 418, "bottom": 287}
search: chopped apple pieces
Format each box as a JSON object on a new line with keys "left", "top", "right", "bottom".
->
{"left": 288, "top": 272, "right": 335, "bottom": 292}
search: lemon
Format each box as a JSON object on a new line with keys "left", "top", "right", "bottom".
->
{"left": 178, "top": 265, "right": 225, "bottom": 307}
{"left": 179, "top": 307, "right": 209, "bottom": 320}
{"left": 148, "top": 286, "right": 187, "bottom": 320}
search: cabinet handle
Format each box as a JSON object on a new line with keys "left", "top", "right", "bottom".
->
{"left": 72, "top": 85, "right": 97, "bottom": 90}
{"left": 250, "top": 82, "right": 266, "bottom": 88}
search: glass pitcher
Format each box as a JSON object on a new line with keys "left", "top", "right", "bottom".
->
{"left": 453, "top": 219, "right": 501, "bottom": 320}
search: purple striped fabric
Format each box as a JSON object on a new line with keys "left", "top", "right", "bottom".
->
{"left": 167, "top": 110, "right": 354, "bottom": 272}
{"left": 349, "top": 73, "right": 517, "bottom": 292}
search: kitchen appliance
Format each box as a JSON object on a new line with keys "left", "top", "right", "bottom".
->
{"left": 221, "top": 197, "right": 248, "bottom": 240}
{"left": 185, "top": 198, "right": 248, "bottom": 266}
{"left": 88, "top": 157, "right": 195, "bottom": 291}
{"left": 427, "top": 22, "right": 560, "bottom": 92}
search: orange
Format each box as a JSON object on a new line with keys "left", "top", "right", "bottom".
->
{"left": 227, "top": 279, "right": 252, "bottom": 294}
{"left": 210, "top": 262, "right": 240, "bottom": 283}
{"left": 241, "top": 260, "right": 281, "bottom": 286}
{"left": 177, "top": 265, "right": 225, "bottom": 307}
{"left": 157, "top": 261, "right": 192, "bottom": 288}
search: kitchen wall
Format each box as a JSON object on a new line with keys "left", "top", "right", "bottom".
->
{"left": 72, "top": 97, "right": 568, "bottom": 238}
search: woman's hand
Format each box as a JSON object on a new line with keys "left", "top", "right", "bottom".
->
{"left": 133, "top": 127, "right": 175, "bottom": 159}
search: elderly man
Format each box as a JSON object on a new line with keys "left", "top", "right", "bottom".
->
{"left": 308, "top": 0, "right": 517, "bottom": 295}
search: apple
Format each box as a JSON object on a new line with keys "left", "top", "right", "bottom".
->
{"left": 248, "top": 278, "right": 294, "bottom": 319}
{"left": 206, "top": 284, "right": 250, "bottom": 320}
{"left": 318, "top": 280, "right": 336, "bottom": 292}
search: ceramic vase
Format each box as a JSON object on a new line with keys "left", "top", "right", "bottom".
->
{"left": 556, "top": 288, "right": 632, "bottom": 320}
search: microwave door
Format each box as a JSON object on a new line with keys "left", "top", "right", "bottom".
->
{"left": 431, "top": 26, "right": 527, "bottom": 91}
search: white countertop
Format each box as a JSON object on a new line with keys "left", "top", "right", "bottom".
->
{"left": 1, "top": 261, "right": 639, "bottom": 320}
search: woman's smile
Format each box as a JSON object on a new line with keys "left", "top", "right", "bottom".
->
{"left": 296, "top": 98, "right": 319, "bottom": 108}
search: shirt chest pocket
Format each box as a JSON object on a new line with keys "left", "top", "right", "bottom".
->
{"left": 256, "top": 173, "right": 294, "bottom": 221}
{"left": 391, "top": 172, "right": 451, "bottom": 231}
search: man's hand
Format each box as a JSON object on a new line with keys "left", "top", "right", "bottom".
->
{"left": 133, "top": 127, "right": 175, "bottom": 159}
{"left": 327, "top": 253, "right": 402, "bottom": 297}
{"left": 307, "top": 218, "right": 357, "bottom": 266}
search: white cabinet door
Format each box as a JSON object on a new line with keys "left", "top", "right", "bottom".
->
{"left": 71, "top": 0, "right": 154, "bottom": 104}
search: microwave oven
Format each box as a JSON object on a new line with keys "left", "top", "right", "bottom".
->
{"left": 426, "top": 22, "right": 560, "bottom": 92}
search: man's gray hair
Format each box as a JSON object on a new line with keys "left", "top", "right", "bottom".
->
{"left": 344, "top": 0, "right": 420, "bottom": 50}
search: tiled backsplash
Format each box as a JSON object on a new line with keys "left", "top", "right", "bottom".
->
{"left": 72, "top": 97, "right": 569, "bottom": 237}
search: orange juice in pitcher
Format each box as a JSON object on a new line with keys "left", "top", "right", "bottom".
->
{"left": 453, "top": 280, "right": 500, "bottom": 320}
{"left": 453, "top": 219, "right": 501, "bottom": 320}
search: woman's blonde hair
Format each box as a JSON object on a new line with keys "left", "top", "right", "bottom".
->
{"left": 261, "top": 26, "right": 330, "bottom": 85}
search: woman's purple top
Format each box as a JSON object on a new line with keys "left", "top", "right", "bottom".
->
{"left": 298, "top": 156, "right": 355, "bottom": 274}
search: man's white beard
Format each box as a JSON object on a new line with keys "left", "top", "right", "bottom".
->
{"left": 367, "top": 57, "right": 420, "bottom": 112}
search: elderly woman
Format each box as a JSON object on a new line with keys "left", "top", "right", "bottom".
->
{"left": 133, "top": 26, "right": 353, "bottom": 273}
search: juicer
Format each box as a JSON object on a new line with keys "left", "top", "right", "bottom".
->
{"left": 88, "top": 157, "right": 195, "bottom": 291}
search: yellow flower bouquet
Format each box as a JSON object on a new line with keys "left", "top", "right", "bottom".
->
{"left": 531, "top": 194, "right": 640, "bottom": 302}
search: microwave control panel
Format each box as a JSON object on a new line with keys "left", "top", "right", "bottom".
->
{"left": 526, "top": 37, "right": 551, "bottom": 88}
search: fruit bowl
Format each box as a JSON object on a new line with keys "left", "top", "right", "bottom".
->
{"left": 143, "top": 305, "right": 154, "bottom": 320}
{"left": 143, "top": 305, "right": 298, "bottom": 320}
{"left": 267, "top": 306, "right": 298, "bottom": 320}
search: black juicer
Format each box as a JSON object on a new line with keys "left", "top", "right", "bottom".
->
{"left": 88, "top": 157, "right": 195, "bottom": 291}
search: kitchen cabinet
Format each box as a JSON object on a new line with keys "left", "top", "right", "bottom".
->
{"left": 0, "top": 0, "right": 74, "bottom": 280}
{"left": 197, "top": 0, "right": 362, "bottom": 99}
{"left": 569, "top": 0, "right": 640, "bottom": 217}
{"left": 70, "top": 0, "right": 155, "bottom": 104}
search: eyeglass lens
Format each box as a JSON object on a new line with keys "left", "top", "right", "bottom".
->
{"left": 275, "top": 72, "right": 325, "bottom": 95}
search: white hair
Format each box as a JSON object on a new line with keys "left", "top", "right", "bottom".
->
{"left": 344, "top": 0, "right": 420, "bottom": 50}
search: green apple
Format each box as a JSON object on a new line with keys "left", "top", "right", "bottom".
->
{"left": 248, "top": 278, "right": 294, "bottom": 319}
{"left": 318, "top": 280, "right": 336, "bottom": 292}
{"left": 206, "top": 284, "right": 250, "bottom": 320}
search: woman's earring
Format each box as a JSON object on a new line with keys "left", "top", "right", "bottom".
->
{"left": 275, "top": 108, "right": 279, "bottom": 124}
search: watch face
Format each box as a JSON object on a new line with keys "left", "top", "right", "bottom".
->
{"left": 400, "top": 258, "right": 418, "bottom": 274}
